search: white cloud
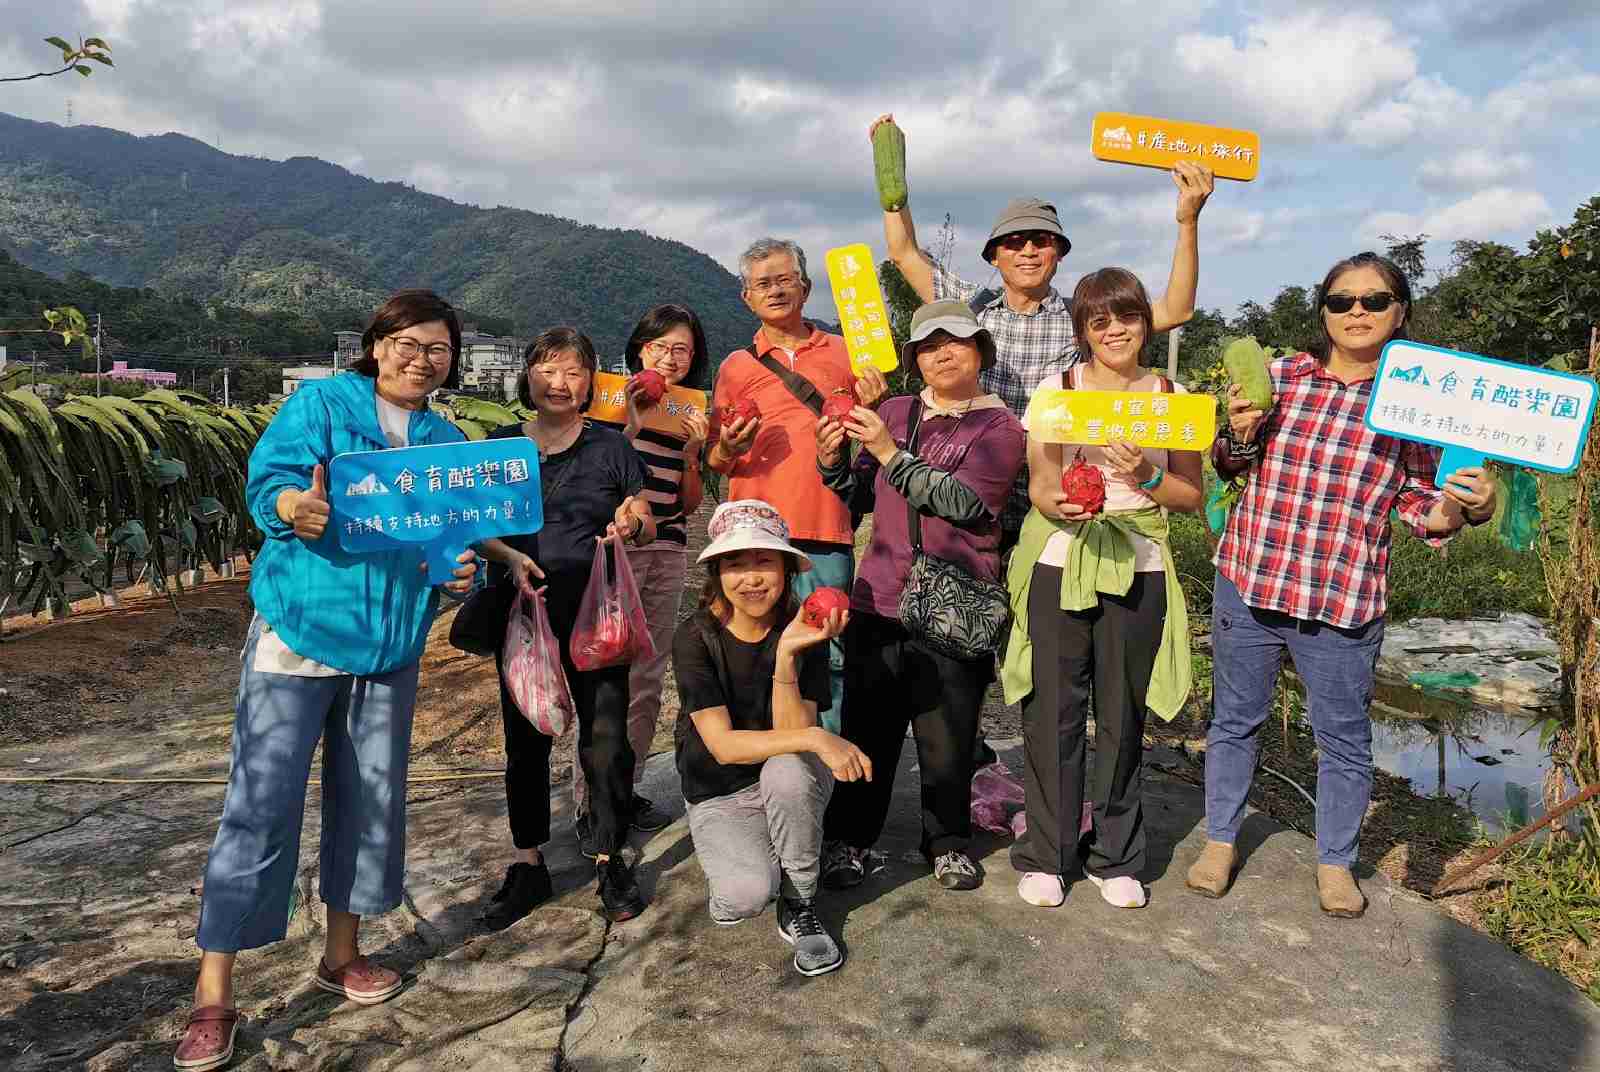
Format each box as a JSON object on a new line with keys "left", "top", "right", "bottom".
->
{"left": 1346, "top": 76, "right": 1470, "bottom": 150}
{"left": 1484, "top": 70, "right": 1600, "bottom": 128}
{"left": 1417, "top": 148, "right": 1534, "bottom": 192}
{"left": 1175, "top": 12, "right": 1417, "bottom": 137}
{"left": 1356, "top": 187, "right": 1553, "bottom": 244}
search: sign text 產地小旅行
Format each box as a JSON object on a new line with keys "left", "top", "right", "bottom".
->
{"left": 1365, "top": 340, "right": 1597, "bottom": 483}
{"left": 329, "top": 437, "right": 544, "bottom": 584}
{"left": 1023, "top": 388, "right": 1218, "bottom": 451}
{"left": 584, "top": 371, "right": 707, "bottom": 435}
{"left": 1090, "top": 112, "right": 1260, "bottom": 182}
{"left": 825, "top": 243, "right": 899, "bottom": 375}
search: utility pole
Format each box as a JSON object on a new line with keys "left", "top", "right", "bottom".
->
{"left": 94, "top": 312, "right": 103, "bottom": 396}
{"left": 1167, "top": 326, "right": 1182, "bottom": 381}
{"left": 223, "top": 367, "right": 230, "bottom": 407}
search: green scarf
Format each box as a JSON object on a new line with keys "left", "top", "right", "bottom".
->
{"left": 1001, "top": 506, "right": 1190, "bottom": 721}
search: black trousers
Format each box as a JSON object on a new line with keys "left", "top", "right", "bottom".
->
{"left": 1010, "top": 564, "right": 1165, "bottom": 879}
{"left": 497, "top": 573, "right": 634, "bottom": 856}
{"left": 822, "top": 611, "right": 991, "bottom": 857}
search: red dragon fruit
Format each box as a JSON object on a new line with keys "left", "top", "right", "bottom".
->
{"left": 1061, "top": 450, "right": 1106, "bottom": 516}
{"left": 629, "top": 369, "right": 667, "bottom": 408}
{"left": 821, "top": 389, "right": 856, "bottom": 422}
{"left": 800, "top": 587, "right": 851, "bottom": 628}
{"left": 709, "top": 397, "right": 761, "bottom": 441}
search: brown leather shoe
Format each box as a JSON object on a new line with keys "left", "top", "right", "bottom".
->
{"left": 173, "top": 1005, "right": 239, "bottom": 1071}
{"left": 1317, "top": 864, "right": 1367, "bottom": 918}
{"left": 1185, "top": 840, "right": 1238, "bottom": 898}
{"left": 314, "top": 955, "right": 403, "bottom": 1005}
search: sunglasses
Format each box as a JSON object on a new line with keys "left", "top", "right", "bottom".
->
{"left": 1323, "top": 292, "right": 1398, "bottom": 314}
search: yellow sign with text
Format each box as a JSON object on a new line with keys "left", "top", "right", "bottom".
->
{"left": 584, "top": 371, "right": 708, "bottom": 437}
{"left": 1091, "top": 112, "right": 1260, "bottom": 182}
{"left": 824, "top": 243, "right": 899, "bottom": 374}
{"left": 1024, "top": 389, "right": 1217, "bottom": 450}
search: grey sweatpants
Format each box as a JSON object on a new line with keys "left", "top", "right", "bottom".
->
{"left": 685, "top": 752, "right": 833, "bottom": 919}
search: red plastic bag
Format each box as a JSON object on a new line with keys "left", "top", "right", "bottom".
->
{"left": 971, "top": 762, "right": 1027, "bottom": 835}
{"left": 502, "top": 586, "right": 576, "bottom": 736}
{"left": 570, "top": 538, "right": 656, "bottom": 671}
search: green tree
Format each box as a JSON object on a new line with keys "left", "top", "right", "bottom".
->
{"left": 1381, "top": 232, "right": 1430, "bottom": 285}
{"left": 0, "top": 35, "right": 113, "bottom": 83}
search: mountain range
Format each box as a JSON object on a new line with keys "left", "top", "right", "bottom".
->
{"left": 0, "top": 111, "right": 759, "bottom": 378}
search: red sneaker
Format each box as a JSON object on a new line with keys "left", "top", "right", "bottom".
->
{"left": 313, "top": 955, "right": 403, "bottom": 1005}
{"left": 173, "top": 1005, "right": 239, "bottom": 1071}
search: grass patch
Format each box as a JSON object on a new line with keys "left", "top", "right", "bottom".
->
{"left": 1477, "top": 834, "right": 1600, "bottom": 1003}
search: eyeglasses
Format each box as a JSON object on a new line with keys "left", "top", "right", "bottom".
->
{"left": 644, "top": 341, "right": 693, "bottom": 359}
{"left": 996, "top": 230, "right": 1060, "bottom": 252}
{"left": 1323, "top": 292, "right": 1398, "bottom": 314}
{"left": 747, "top": 274, "right": 801, "bottom": 295}
{"left": 387, "top": 335, "right": 455, "bottom": 363}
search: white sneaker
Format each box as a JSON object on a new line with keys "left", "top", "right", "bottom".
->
{"left": 1017, "top": 871, "right": 1065, "bottom": 907}
{"left": 1088, "top": 874, "right": 1147, "bottom": 908}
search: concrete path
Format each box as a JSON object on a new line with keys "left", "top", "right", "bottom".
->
{"left": 1, "top": 719, "right": 1596, "bottom": 1071}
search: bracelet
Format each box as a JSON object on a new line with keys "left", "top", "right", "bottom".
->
{"left": 1138, "top": 466, "right": 1165, "bottom": 492}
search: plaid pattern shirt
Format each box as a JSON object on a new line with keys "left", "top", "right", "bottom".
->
{"left": 1212, "top": 351, "right": 1449, "bottom": 629}
{"left": 933, "top": 263, "right": 1080, "bottom": 532}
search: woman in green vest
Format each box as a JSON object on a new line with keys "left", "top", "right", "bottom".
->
{"left": 1003, "top": 267, "right": 1203, "bottom": 910}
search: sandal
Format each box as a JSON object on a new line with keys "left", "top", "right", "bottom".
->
{"left": 173, "top": 1005, "right": 239, "bottom": 1071}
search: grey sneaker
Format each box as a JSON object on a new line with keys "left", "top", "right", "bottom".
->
{"left": 932, "top": 850, "right": 982, "bottom": 891}
{"left": 776, "top": 896, "right": 843, "bottom": 976}
{"left": 820, "top": 840, "right": 865, "bottom": 890}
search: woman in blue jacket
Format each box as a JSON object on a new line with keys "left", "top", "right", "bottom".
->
{"left": 175, "top": 290, "right": 478, "bottom": 1072}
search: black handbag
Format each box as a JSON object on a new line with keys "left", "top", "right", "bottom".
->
{"left": 894, "top": 399, "right": 1012, "bottom": 661}
{"left": 448, "top": 579, "right": 517, "bottom": 657}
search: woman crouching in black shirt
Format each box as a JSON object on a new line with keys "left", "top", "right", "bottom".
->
{"left": 478, "top": 327, "right": 654, "bottom": 928}
{"left": 672, "top": 499, "right": 869, "bottom": 976}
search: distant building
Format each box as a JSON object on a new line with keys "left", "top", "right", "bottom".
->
{"left": 94, "top": 360, "right": 178, "bottom": 387}
{"left": 282, "top": 366, "right": 336, "bottom": 396}
{"left": 458, "top": 327, "right": 526, "bottom": 400}
{"left": 16, "top": 382, "right": 61, "bottom": 401}
{"left": 334, "top": 330, "right": 363, "bottom": 369}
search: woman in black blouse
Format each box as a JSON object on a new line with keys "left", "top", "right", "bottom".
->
{"left": 479, "top": 327, "right": 655, "bottom": 929}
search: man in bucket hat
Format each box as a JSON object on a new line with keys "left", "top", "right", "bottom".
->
{"left": 870, "top": 113, "right": 1214, "bottom": 543}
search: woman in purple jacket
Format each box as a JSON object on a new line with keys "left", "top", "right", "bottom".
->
{"left": 813, "top": 300, "right": 1026, "bottom": 891}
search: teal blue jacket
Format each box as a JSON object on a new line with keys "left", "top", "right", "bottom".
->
{"left": 246, "top": 372, "right": 465, "bottom": 675}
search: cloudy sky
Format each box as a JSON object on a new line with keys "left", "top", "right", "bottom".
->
{"left": 3, "top": 1, "right": 1598, "bottom": 321}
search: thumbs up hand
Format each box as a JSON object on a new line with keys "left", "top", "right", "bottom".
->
{"left": 277, "top": 463, "right": 332, "bottom": 541}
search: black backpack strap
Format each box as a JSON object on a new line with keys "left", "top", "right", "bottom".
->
{"left": 904, "top": 396, "right": 925, "bottom": 552}
{"left": 749, "top": 337, "right": 826, "bottom": 417}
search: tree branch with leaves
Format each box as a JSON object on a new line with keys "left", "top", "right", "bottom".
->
{"left": 0, "top": 35, "right": 113, "bottom": 84}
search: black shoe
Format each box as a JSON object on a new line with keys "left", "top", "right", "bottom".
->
{"left": 575, "top": 810, "right": 601, "bottom": 859}
{"left": 820, "top": 840, "right": 865, "bottom": 890}
{"left": 630, "top": 794, "right": 671, "bottom": 833}
{"left": 776, "top": 896, "right": 843, "bottom": 976}
{"left": 931, "top": 849, "right": 982, "bottom": 891}
{"left": 481, "top": 862, "right": 552, "bottom": 931}
{"left": 596, "top": 855, "right": 645, "bottom": 923}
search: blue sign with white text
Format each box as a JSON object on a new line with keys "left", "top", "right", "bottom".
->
{"left": 1366, "top": 340, "right": 1597, "bottom": 484}
{"left": 329, "top": 438, "right": 543, "bottom": 584}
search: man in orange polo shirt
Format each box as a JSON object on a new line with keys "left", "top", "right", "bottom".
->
{"left": 708, "top": 237, "right": 886, "bottom": 732}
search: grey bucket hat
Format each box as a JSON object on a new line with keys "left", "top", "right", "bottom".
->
{"left": 900, "top": 299, "right": 998, "bottom": 370}
{"left": 981, "top": 197, "right": 1071, "bottom": 263}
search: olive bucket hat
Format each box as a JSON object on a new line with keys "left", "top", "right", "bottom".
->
{"left": 901, "top": 300, "right": 998, "bottom": 370}
{"left": 981, "top": 197, "right": 1071, "bottom": 263}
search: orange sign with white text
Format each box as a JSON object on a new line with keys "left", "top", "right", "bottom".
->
{"left": 1091, "top": 112, "right": 1260, "bottom": 182}
{"left": 584, "top": 371, "right": 707, "bottom": 437}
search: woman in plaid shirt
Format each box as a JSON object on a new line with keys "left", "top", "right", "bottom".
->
{"left": 1188, "top": 252, "right": 1498, "bottom": 918}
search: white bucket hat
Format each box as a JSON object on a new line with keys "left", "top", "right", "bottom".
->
{"left": 697, "top": 500, "right": 812, "bottom": 572}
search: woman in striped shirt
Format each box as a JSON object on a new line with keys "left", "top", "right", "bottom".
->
{"left": 573, "top": 304, "right": 711, "bottom": 850}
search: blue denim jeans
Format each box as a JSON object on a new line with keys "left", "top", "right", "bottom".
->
{"left": 1205, "top": 573, "right": 1384, "bottom": 867}
{"left": 196, "top": 617, "right": 419, "bottom": 952}
{"left": 791, "top": 540, "right": 854, "bottom": 735}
